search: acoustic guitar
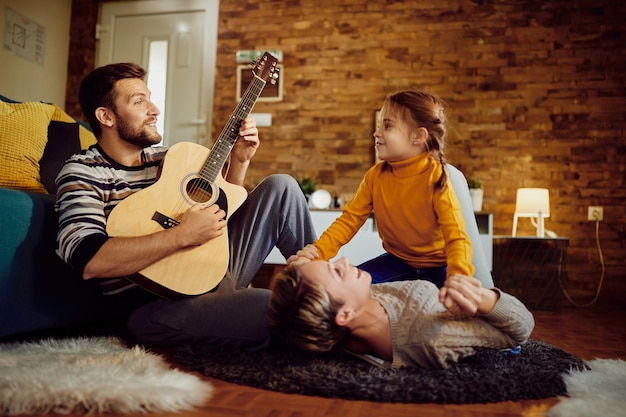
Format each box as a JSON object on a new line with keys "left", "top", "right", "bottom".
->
{"left": 106, "top": 52, "right": 279, "bottom": 298}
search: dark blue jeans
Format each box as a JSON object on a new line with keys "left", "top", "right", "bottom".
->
{"left": 358, "top": 252, "right": 447, "bottom": 288}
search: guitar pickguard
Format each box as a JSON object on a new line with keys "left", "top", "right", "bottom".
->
{"left": 151, "top": 212, "right": 180, "bottom": 229}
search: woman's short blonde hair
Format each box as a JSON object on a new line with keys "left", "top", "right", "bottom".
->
{"left": 268, "top": 262, "right": 349, "bottom": 352}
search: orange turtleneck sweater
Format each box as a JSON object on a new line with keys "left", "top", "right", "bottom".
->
{"left": 314, "top": 153, "right": 474, "bottom": 277}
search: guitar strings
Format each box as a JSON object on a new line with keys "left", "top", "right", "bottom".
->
{"left": 182, "top": 73, "right": 266, "bottom": 214}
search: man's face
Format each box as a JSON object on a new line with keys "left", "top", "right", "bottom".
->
{"left": 111, "top": 78, "right": 162, "bottom": 148}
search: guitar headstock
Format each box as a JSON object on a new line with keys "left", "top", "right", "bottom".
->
{"left": 251, "top": 52, "right": 280, "bottom": 85}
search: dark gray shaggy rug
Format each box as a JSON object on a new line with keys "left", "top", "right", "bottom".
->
{"left": 174, "top": 339, "right": 587, "bottom": 404}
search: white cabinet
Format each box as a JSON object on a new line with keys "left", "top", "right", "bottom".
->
{"left": 263, "top": 209, "right": 384, "bottom": 265}
{"left": 263, "top": 210, "right": 493, "bottom": 270}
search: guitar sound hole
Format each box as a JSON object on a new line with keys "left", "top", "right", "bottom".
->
{"left": 186, "top": 177, "right": 215, "bottom": 204}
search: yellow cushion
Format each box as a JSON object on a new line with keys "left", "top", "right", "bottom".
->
{"left": 51, "top": 104, "right": 97, "bottom": 149}
{"left": 0, "top": 101, "right": 55, "bottom": 193}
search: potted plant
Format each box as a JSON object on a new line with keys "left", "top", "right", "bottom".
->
{"left": 297, "top": 176, "right": 317, "bottom": 201}
{"left": 467, "top": 177, "right": 483, "bottom": 212}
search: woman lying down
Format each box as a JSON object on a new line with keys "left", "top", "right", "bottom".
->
{"left": 268, "top": 257, "right": 535, "bottom": 369}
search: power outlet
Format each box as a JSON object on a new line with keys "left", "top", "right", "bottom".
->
{"left": 587, "top": 206, "right": 604, "bottom": 221}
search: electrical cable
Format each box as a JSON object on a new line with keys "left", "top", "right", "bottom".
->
{"left": 529, "top": 216, "right": 557, "bottom": 237}
{"left": 558, "top": 219, "right": 605, "bottom": 307}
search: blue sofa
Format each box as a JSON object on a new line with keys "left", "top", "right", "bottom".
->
{"left": 0, "top": 97, "right": 122, "bottom": 337}
{"left": 0, "top": 188, "right": 119, "bottom": 337}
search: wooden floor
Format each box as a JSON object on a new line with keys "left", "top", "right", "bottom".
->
{"left": 8, "top": 304, "right": 626, "bottom": 417}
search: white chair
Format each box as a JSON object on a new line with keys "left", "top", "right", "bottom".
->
{"left": 447, "top": 165, "right": 493, "bottom": 287}
{"left": 512, "top": 188, "right": 550, "bottom": 237}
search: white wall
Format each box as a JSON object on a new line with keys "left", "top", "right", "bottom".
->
{"left": 0, "top": 0, "right": 71, "bottom": 107}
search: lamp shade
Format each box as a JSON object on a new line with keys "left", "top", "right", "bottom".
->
{"left": 515, "top": 188, "right": 550, "bottom": 217}
{"left": 512, "top": 188, "right": 550, "bottom": 237}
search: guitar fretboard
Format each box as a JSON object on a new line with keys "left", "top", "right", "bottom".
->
{"left": 200, "top": 76, "right": 266, "bottom": 182}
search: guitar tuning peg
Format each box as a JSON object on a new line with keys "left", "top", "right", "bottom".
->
{"left": 270, "top": 79, "right": 277, "bottom": 85}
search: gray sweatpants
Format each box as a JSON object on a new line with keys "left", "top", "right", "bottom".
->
{"left": 127, "top": 174, "right": 316, "bottom": 350}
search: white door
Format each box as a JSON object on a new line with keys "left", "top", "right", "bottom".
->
{"left": 96, "top": 0, "right": 219, "bottom": 147}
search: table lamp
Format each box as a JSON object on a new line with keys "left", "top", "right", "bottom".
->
{"left": 512, "top": 188, "right": 550, "bottom": 237}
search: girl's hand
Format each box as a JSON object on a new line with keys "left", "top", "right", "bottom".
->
{"left": 297, "top": 244, "right": 319, "bottom": 260}
{"left": 286, "top": 255, "right": 311, "bottom": 266}
{"left": 286, "top": 244, "right": 319, "bottom": 265}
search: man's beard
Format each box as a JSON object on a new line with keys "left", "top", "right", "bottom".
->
{"left": 115, "top": 114, "right": 162, "bottom": 148}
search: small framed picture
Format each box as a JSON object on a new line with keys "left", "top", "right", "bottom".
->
{"left": 236, "top": 64, "right": 283, "bottom": 102}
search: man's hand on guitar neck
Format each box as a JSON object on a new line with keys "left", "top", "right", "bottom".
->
{"left": 225, "top": 117, "right": 259, "bottom": 186}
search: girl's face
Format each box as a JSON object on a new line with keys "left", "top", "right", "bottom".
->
{"left": 300, "top": 257, "right": 371, "bottom": 312}
{"left": 373, "top": 105, "right": 424, "bottom": 162}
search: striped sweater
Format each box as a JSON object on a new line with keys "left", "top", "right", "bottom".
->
{"left": 55, "top": 144, "right": 167, "bottom": 295}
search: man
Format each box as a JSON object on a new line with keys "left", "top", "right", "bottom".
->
{"left": 55, "top": 62, "right": 316, "bottom": 349}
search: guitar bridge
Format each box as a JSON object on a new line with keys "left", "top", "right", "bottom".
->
{"left": 152, "top": 211, "right": 180, "bottom": 229}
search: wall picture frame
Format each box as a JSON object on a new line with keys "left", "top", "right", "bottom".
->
{"left": 236, "top": 64, "right": 283, "bottom": 102}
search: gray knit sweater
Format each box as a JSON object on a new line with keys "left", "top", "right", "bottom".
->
{"left": 367, "top": 280, "right": 535, "bottom": 369}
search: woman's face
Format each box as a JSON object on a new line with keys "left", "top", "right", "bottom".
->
{"left": 373, "top": 105, "right": 423, "bottom": 162}
{"left": 300, "top": 257, "right": 371, "bottom": 310}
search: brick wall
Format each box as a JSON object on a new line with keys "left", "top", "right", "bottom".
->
{"left": 68, "top": 0, "right": 625, "bottom": 307}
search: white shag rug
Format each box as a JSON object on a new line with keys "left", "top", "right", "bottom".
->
{"left": 547, "top": 358, "right": 626, "bottom": 417}
{"left": 0, "top": 336, "right": 213, "bottom": 415}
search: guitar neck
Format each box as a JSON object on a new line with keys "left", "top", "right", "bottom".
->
{"left": 200, "top": 75, "right": 267, "bottom": 182}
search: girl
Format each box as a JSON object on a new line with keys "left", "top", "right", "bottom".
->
{"left": 294, "top": 90, "right": 473, "bottom": 287}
